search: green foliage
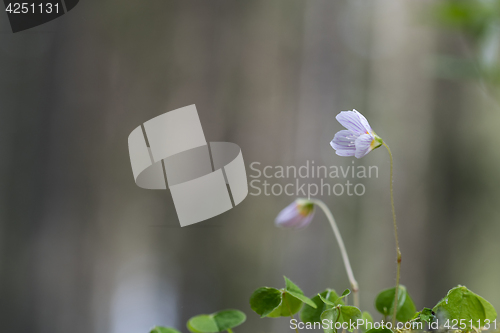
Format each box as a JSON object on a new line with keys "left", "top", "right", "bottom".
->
{"left": 300, "top": 289, "right": 344, "bottom": 324}
{"left": 360, "top": 311, "right": 374, "bottom": 332}
{"left": 411, "top": 307, "right": 436, "bottom": 324}
{"left": 375, "top": 285, "right": 416, "bottom": 322}
{"left": 267, "top": 292, "right": 303, "bottom": 318}
{"left": 429, "top": 0, "right": 500, "bottom": 84}
{"left": 321, "top": 307, "right": 340, "bottom": 333}
{"left": 315, "top": 288, "right": 362, "bottom": 333}
{"left": 341, "top": 289, "right": 351, "bottom": 298}
{"left": 375, "top": 287, "right": 403, "bottom": 317}
{"left": 148, "top": 284, "right": 498, "bottom": 333}
{"left": 249, "top": 276, "right": 316, "bottom": 318}
{"left": 249, "top": 287, "right": 282, "bottom": 317}
{"left": 430, "top": 0, "right": 499, "bottom": 37}
{"left": 150, "top": 327, "right": 182, "bottom": 333}
{"left": 283, "top": 277, "right": 317, "bottom": 309}
{"left": 433, "top": 285, "right": 497, "bottom": 329}
{"left": 187, "top": 309, "right": 246, "bottom": 333}
{"left": 320, "top": 305, "right": 362, "bottom": 333}
{"left": 364, "top": 329, "right": 392, "bottom": 333}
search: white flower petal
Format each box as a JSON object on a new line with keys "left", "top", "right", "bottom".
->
{"left": 336, "top": 110, "right": 373, "bottom": 135}
{"left": 354, "top": 133, "right": 375, "bottom": 158}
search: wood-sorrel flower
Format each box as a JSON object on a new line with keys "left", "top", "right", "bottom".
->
{"left": 330, "top": 110, "right": 383, "bottom": 158}
{"left": 330, "top": 109, "right": 402, "bottom": 325}
{"left": 275, "top": 199, "right": 315, "bottom": 229}
{"left": 275, "top": 198, "right": 360, "bottom": 308}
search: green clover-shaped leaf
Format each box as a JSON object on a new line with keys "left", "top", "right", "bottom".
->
{"left": 187, "top": 309, "right": 246, "bottom": 333}
{"left": 249, "top": 276, "right": 317, "bottom": 318}
{"left": 433, "top": 286, "right": 497, "bottom": 329}
{"left": 267, "top": 292, "right": 303, "bottom": 318}
{"left": 300, "top": 289, "right": 344, "bottom": 324}
{"left": 375, "top": 285, "right": 416, "bottom": 322}
{"left": 321, "top": 307, "right": 340, "bottom": 333}
{"left": 321, "top": 305, "right": 362, "bottom": 333}
{"left": 283, "top": 276, "right": 317, "bottom": 308}
{"left": 249, "top": 287, "right": 282, "bottom": 317}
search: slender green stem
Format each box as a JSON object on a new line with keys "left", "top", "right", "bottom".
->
{"left": 382, "top": 142, "right": 401, "bottom": 326}
{"left": 227, "top": 329, "right": 234, "bottom": 333}
{"left": 285, "top": 293, "right": 300, "bottom": 333}
{"left": 310, "top": 199, "right": 359, "bottom": 309}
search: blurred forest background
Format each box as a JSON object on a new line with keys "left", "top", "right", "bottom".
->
{"left": 1, "top": 0, "right": 500, "bottom": 332}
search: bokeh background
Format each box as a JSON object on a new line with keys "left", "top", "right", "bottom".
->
{"left": 1, "top": 0, "right": 500, "bottom": 332}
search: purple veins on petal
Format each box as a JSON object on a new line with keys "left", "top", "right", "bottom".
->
{"left": 336, "top": 110, "right": 372, "bottom": 135}
{"left": 354, "top": 133, "right": 375, "bottom": 159}
{"left": 330, "top": 130, "right": 358, "bottom": 157}
{"left": 331, "top": 109, "right": 381, "bottom": 159}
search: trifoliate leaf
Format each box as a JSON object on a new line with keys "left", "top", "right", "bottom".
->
{"left": 186, "top": 310, "right": 246, "bottom": 333}
{"left": 433, "top": 286, "right": 497, "bottom": 329}
{"left": 150, "top": 327, "right": 181, "bottom": 333}
{"left": 300, "top": 289, "right": 343, "bottom": 324}
{"left": 320, "top": 305, "right": 362, "bottom": 333}
{"left": 317, "top": 289, "right": 351, "bottom": 308}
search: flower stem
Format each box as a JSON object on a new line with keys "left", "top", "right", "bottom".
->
{"left": 285, "top": 293, "right": 300, "bottom": 333}
{"left": 382, "top": 142, "right": 401, "bottom": 326}
{"left": 227, "top": 329, "right": 234, "bottom": 333}
{"left": 310, "top": 199, "right": 359, "bottom": 309}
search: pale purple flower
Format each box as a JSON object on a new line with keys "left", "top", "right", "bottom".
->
{"left": 275, "top": 199, "right": 315, "bottom": 229}
{"left": 330, "top": 110, "right": 383, "bottom": 158}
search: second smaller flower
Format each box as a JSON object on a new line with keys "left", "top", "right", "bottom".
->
{"left": 275, "top": 199, "right": 315, "bottom": 229}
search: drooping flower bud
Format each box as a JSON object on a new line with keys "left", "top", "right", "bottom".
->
{"left": 275, "top": 199, "right": 315, "bottom": 229}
